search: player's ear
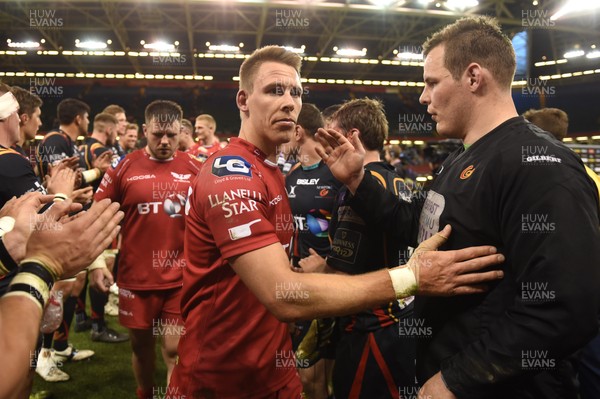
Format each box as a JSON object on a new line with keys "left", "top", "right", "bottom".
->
{"left": 19, "top": 113, "right": 29, "bottom": 126}
{"left": 237, "top": 90, "right": 249, "bottom": 112}
{"left": 142, "top": 123, "right": 148, "bottom": 138}
{"left": 294, "top": 125, "right": 303, "bottom": 142}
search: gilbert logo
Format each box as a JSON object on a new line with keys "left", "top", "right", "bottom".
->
{"left": 460, "top": 165, "right": 476, "bottom": 180}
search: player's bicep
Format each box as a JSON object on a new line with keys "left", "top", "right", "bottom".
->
{"left": 229, "top": 243, "right": 293, "bottom": 311}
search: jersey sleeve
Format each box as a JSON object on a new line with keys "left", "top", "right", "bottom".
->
{"left": 195, "top": 155, "right": 282, "bottom": 260}
{"left": 0, "top": 152, "right": 45, "bottom": 208}
{"left": 348, "top": 170, "right": 423, "bottom": 248}
{"left": 441, "top": 152, "right": 600, "bottom": 397}
{"left": 82, "top": 142, "right": 111, "bottom": 170}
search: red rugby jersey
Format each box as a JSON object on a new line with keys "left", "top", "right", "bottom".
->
{"left": 95, "top": 149, "right": 202, "bottom": 290}
{"left": 170, "top": 138, "right": 298, "bottom": 398}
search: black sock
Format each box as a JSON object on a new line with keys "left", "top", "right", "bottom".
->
{"left": 90, "top": 288, "right": 108, "bottom": 332}
{"left": 42, "top": 333, "right": 53, "bottom": 349}
{"left": 75, "top": 279, "right": 89, "bottom": 323}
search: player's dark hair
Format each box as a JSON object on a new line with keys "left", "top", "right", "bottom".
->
{"left": 332, "top": 97, "right": 388, "bottom": 151}
{"left": 57, "top": 98, "right": 91, "bottom": 125}
{"left": 11, "top": 86, "right": 43, "bottom": 117}
{"left": 144, "top": 100, "right": 183, "bottom": 125}
{"left": 523, "top": 108, "right": 569, "bottom": 140}
{"left": 297, "top": 103, "right": 324, "bottom": 137}
{"left": 423, "top": 16, "right": 516, "bottom": 89}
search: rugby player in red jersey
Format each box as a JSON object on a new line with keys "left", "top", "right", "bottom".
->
{"left": 95, "top": 100, "right": 202, "bottom": 399}
{"left": 169, "top": 45, "right": 505, "bottom": 399}
{"left": 193, "top": 113, "right": 225, "bottom": 162}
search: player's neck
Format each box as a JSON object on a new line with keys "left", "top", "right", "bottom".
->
{"left": 59, "top": 124, "right": 80, "bottom": 142}
{"left": 363, "top": 150, "right": 380, "bottom": 166}
{"left": 91, "top": 132, "right": 107, "bottom": 145}
{"left": 0, "top": 129, "right": 15, "bottom": 148}
{"left": 17, "top": 129, "right": 25, "bottom": 147}
{"left": 299, "top": 145, "right": 321, "bottom": 167}
{"left": 204, "top": 135, "right": 216, "bottom": 146}
{"left": 463, "top": 94, "right": 518, "bottom": 145}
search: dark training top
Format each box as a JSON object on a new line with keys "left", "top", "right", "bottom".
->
{"left": 349, "top": 117, "right": 600, "bottom": 398}
{"left": 329, "top": 161, "right": 414, "bottom": 332}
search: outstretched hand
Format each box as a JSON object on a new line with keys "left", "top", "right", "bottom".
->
{"left": 315, "top": 128, "right": 366, "bottom": 194}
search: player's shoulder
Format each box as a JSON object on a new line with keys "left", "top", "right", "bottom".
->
{"left": 175, "top": 150, "right": 203, "bottom": 172}
{"left": 0, "top": 147, "right": 29, "bottom": 167}
{"left": 40, "top": 130, "right": 68, "bottom": 145}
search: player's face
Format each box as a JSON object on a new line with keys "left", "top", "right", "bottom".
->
{"left": 194, "top": 120, "right": 213, "bottom": 142}
{"left": 106, "top": 123, "right": 117, "bottom": 146}
{"left": 242, "top": 61, "right": 302, "bottom": 149}
{"left": 124, "top": 129, "right": 137, "bottom": 150}
{"left": 419, "top": 45, "right": 469, "bottom": 139}
{"left": 77, "top": 112, "right": 90, "bottom": 136}
{"left": 115, "top": 112, "right": 127, "bottom": 135}
{"left": 23, "top": 106, "right": 42, "bottom": 141}
{"left": 144, "top": 117, "right": 180, "bottom": 160}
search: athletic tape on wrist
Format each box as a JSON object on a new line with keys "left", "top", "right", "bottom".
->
{"left": 387, "top": 266, "right": 418, "bottom": 299}
{"left": 20, "top": 258, "right": 59, "bottom": 282}
{"left": 5, "top": 271, "right": 52, "bottom": 310}
{"left": 87, "top": 253, "right": 108, "bottom": 271}
{"left": 0, "top": 92, "right": 19, "bottom": 120}
{"left": 82, "top": 168, "right": 101, "bottom": 183}
{"left": 0, "top": 216, "right": 15, "bottom": 237}
{"left": 53, "top": 193, "right": 67, "bottom": 202}
{"left": 0, "top": 236, "right": 18, "bottom": 276}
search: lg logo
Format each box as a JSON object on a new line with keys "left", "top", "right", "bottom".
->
{"left": 212, "top": 156, "right": 252, "bottom": 177}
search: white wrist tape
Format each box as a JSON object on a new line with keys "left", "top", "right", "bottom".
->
{"left": 87, "top": 252, "right": 107, "bottom": 271}
{"left": 387, "top": 266, "right": 418, "bottom": 299}
{"left": 82, "top": 168, "right": 101, "bottom": 183}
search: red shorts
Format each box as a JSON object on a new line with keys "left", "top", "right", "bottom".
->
{"left": 118, "top": 287, "right": 182, "bottom": 330}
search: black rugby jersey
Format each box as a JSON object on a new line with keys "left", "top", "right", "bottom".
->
{"left": 328, "top": 161, "right": 413, "bottom": 332}
{"left": 349, "top": 117, "right": 600, "bottom": 398}
{"left": 285, "top": 161, "right": 342, "bottom": 266}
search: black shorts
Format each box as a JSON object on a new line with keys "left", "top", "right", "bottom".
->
{"left": 291, "top": 318, "right": 337, "bottom": 368}
{"left": 333, "top": 314, "right": 417, "bottom": 398}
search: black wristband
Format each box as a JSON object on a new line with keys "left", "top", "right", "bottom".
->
{"left": 0, "top": 237, "right": 18, "bottom": 276}
{"left": 19, "top": 262, "right": 55, "bottom": 290}
{"left": 6, "top": 283, "right": 45, "bottom": 309}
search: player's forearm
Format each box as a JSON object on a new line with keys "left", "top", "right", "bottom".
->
{"left": 271, "top": 269, "right": 397, "bottom": 322}
{"left": 0, "top": 296, "right": 42, "bottom": 398}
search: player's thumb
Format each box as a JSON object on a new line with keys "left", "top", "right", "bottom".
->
{"left": 417, "top": 224, "right": 451, "bottom": 252}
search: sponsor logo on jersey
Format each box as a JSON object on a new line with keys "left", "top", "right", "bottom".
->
{"left": 269, "top": 195, "right": 283, "bottom": 206}
{"left": 286, "top": 185, "right": 297, "bottom": 198}
{"left": 127, "top": 174, "right": 156, "bottom": 182}
{"left": 459, "top": 165, "right": 476, "bottom": 180}
{"left": 522, "top": 155, "right": 562, "bottom": 164}
{"left": 228, "top": 219, "right": 261, "bottom": 240}
{"left": 137, "top": 194, "right": 188, "bottom": 217}
{"left": 212, "top": 156, "right": 252, "bottom": 177}
{"left": 296, "top": 178, "right": 320, "bottom": 185}
{"left": 163, "top": 193, "right": 187, "bottom": 218}
{"left": 208, "top": 189, "right": 262, "bottom": 218}
{"left": 171, "top": 171, "right": 192, "bottom": 182}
